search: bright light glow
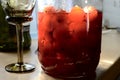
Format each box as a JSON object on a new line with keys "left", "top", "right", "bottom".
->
{"left": 75, "top": 5, "right": 79, "bottom": 7}
{"left": 83, "top": 6, "right": 89, "bottom": 13}
{"left": 85, "top": 0, "right": 88, "bottom": 4}
{"left": 83, "top": 6, "right": 93, "bottom": 13}
{"left": 101, "top": 60, "right": 114, "bottom": 64}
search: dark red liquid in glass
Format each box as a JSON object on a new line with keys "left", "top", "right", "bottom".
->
{"left": 38, "top": 6, "right": 102, "bottom": 79}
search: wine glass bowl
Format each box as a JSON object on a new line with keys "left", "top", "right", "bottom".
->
{"left": 0, "top": 0, "right": 36, "bottom": 73}
{"left": 1, "top": 0, "right": 35, "bottom": 17}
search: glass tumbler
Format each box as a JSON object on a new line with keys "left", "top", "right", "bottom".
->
{"left": 37, "top": 0, "right": 103, "bottom": 79}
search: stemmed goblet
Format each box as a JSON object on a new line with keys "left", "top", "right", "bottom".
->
{"left": 0, "top": 0, "right": 36, "bottom": 73}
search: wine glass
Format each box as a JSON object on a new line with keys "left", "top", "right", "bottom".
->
{"left": 0, "top": 0, "right": 36, "bottom": 73}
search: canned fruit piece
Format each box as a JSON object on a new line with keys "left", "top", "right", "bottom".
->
{"left": 69, "top": 6, "right": 85, "bottom": 23}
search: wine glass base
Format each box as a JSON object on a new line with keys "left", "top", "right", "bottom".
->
{"left": 5, "top": 63, "right": 35, "bottom": 73}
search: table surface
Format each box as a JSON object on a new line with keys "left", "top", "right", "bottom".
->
{"left": 0, "top": 30, "right": 120, "bottom": 80}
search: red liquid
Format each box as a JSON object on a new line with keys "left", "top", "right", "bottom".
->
{"left": 38, "top": 6, "right": 102, "bottom": 79}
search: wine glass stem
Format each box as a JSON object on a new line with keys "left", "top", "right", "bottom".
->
{"left": 16, "top": 23, "right": 24, "bottom": 64}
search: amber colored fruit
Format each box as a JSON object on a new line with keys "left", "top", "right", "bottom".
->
{"left": 69, "top": 5, "right": 85, "bottom": 23}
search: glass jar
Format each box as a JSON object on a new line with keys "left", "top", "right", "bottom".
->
{"left": 37, "top": 0, "right": 103, "bottom": 79}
